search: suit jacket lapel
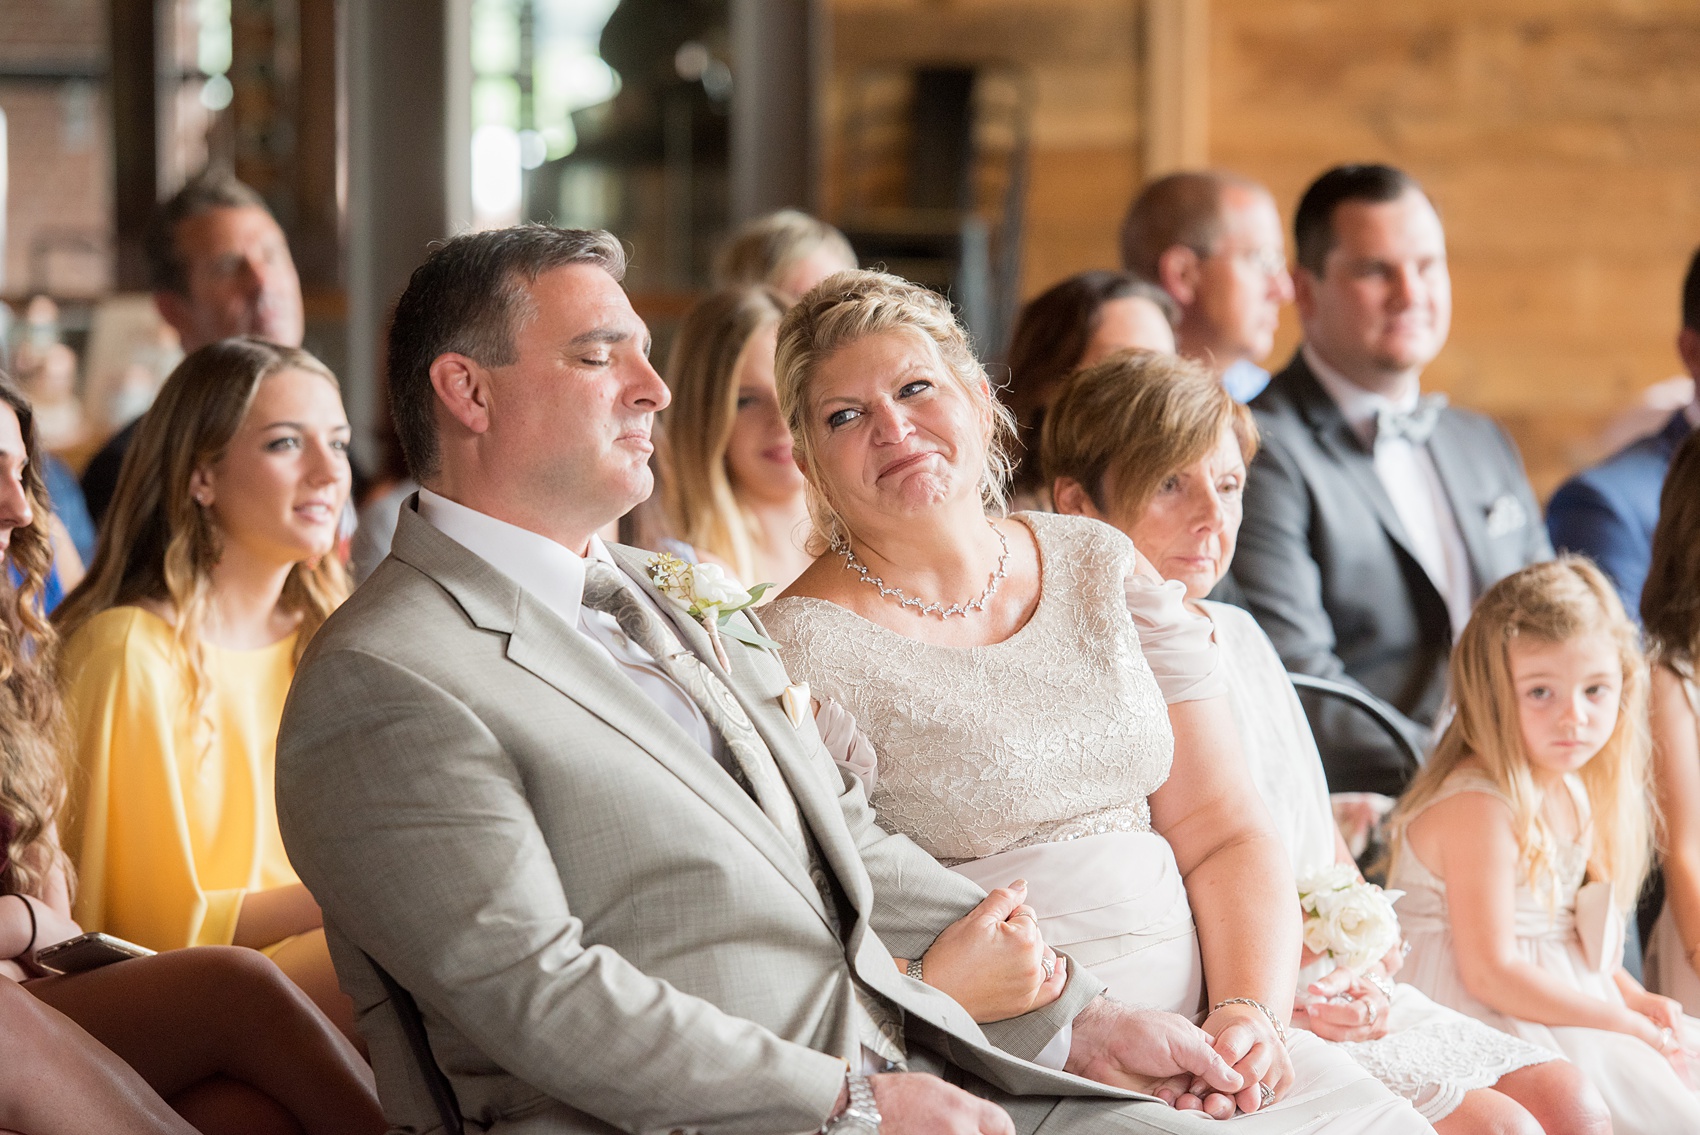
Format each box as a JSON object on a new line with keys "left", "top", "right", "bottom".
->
{"left": 1423, "top": 416, "right": 1489, "bottom": 592}
{"left": 607, "top": 545, "right": 875, "bottom": 921}
{"left": 1288, "top": 358, "right": 1427, "bottom": 569}
{"left": 390, "top": 509, "right": 832, "bottom": 923}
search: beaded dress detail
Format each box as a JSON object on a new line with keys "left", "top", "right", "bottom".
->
{"left": 766, "top": 512, "right": 1171, "bottom": 866}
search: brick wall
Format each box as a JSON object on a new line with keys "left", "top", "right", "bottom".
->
{"left": 0, "top": 0, "right": 110, "bottom": 298}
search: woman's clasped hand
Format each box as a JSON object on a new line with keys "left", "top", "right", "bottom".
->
{"left": 899, "top": 881, "right": 1067, "bottom": 1023}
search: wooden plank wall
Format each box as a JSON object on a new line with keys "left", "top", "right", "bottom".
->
{"left": 823, "top": 0, "right": 1700, "bottom": 496}
{"left": 822, "top": 0, "right": 1142, "bottom": 311}
{"left": 1211, "top": 0, "right": 1700, "bottom": 496}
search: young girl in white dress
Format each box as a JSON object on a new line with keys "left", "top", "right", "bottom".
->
{"left": 1387, "top": 557, "right": 1700, "bottom": 1134}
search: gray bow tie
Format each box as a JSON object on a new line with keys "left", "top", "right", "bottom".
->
{"left": 1375, "top": 393, "right": 1448, "bottom": 445}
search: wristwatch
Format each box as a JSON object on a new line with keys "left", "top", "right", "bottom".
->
{"left": 820, "top": 1071, "right": 881, "bottom": 1135}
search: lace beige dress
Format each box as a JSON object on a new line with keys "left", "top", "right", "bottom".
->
{"left": 767, "top": 512, "right": 1428, "bottom": 1133}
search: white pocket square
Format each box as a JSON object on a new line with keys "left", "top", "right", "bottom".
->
{"left": 781, "top": 682, "right": 811, "bottom": 728}
{"left": 1484, "top": 494, "right": 1527, "bottom": 539}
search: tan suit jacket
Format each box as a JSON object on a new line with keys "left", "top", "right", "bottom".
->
{"left": 277, "top": 506, "right": 1184, "bottom": 1135}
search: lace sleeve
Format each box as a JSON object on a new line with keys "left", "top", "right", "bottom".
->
{"left": 814, "top": 694, "right": 879, "bottom": 795}
{"left": 1124, "top": 561, "right": 1225, "bottom": 703}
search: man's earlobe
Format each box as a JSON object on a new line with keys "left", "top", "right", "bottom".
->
{"left": 154, "top": 291, "right": 192, "bottom": 342}
{"left": 1157, "top": 246, "right": 1200, "bottom": 308}
{"left": 1678, "top": 326, "right": 1700, "bottom": 382}
{"left": 429, "top": 354, "right": 493, "bottom": 436}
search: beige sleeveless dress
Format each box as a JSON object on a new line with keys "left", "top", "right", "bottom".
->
{"left": 1391, "top": 770, "right": 1700, "bottom": 1134}
{"left": 767, "top": 512, "right": 1429, "bottom": 1134}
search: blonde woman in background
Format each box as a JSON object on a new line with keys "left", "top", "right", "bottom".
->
{"left": 54, "top": 338, "right": 356, "bottom": 1042}
{"left": 712, "top": 209, "right": 857, "bottom": 300}
{"left": 662, "top": 286, "right": 814, "bottom": 591}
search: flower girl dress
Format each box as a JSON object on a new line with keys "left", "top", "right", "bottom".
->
{"left": 1390, "top": 771, "right": 1700, "bottom": 1133}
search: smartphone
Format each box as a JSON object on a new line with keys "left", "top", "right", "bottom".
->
{"left": 33, "top": 932, "right": 156, "bottom": 974}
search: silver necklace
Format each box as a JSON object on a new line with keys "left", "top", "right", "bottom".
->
{"left": 834, "top": 520, "right": 1010, "bottom": 619}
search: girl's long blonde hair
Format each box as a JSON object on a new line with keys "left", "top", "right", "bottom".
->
{"left": 1388, "top": 557, "right": 1653, "bottom": 905}
{"left": 661, "top": 287, "right": 790, "bottom": 582}
{"left": 54, "top": 339, "right": 349, "bottom": 745}
{"left": 0, "top": 372, "right": 70, "bottom": 900}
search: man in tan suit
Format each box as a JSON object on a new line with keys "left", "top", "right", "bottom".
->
{"left": 274, "top": 227, "right": 1364, "bottom": 1135}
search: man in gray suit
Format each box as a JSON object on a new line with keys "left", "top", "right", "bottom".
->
{"left": 272, "top": 226, "right": 1326, "bottom": 1135}
{"left": 1231, "top": 165, "right": 1550, "bottom": 797}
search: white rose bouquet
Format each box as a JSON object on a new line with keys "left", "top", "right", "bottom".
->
{"left": 647, "top": 553, "right": 778, "bottom": 668}
{"left": 1297, "top": 864, "right": 1404, "bottom": 971}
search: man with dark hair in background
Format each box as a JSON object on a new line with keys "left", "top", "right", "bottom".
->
{"left": 1547, "top": 246, "right": 1700, "bottom": 617}
{"left": 1230, "top": 163, "right": 1550, "bottom": 797}
{"left": 1120, "top": 170, "right": 1293, "bottom": 402}
{"left": 80, "top": 175, "right": 304, "bottom": 523}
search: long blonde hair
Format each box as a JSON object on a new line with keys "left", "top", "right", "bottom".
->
{"left": 0, "top": 374, "right": 69, "bottom": 900}
{"left": 774, "top": 270, "right": 1018, "bottom": 554}
{"left": 54, "top": 339, "right": 350, "bottom": 745}
{"left": 1388, "top": 557, "right": 1653, "bottom": 905}
{"left": 661, "top": 287, "right": 789, "bottom": 581}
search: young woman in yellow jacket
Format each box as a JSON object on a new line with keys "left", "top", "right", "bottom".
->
{"left": 55, "top": 338, "right": 355, "bottom": 1041}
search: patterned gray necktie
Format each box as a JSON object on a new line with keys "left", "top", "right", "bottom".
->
{"left": 579, "top": 561, "right": 906, "bottom": 1064}
{"left": 1375, "top": 392, "right": 1448, "bottom": 445}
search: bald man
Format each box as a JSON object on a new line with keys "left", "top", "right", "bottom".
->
{"left": 1121, "top": 171, "right": 1293, "bottom": 403}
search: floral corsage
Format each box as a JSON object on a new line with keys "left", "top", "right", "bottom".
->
{"left": 1297, "top": 864, "right": 1404, "bottom": 970}
{"left": 647, "top": 553, "right": 778, "bottom": 668}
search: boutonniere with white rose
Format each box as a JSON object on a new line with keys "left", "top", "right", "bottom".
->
{"left": 646, "top": 553, "right": 780, "bottom": 669}
{"left": 1297, "top": 864, "right": 1404, "bottom": 970}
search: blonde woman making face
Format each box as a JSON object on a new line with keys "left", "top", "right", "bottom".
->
{"left": 55, "top": 338, "right": 356, "bottom": 1043}
{"left": 662, "top": 287, "right": 814, "bottom": 590}
{"left": 761, "top": 271, "right": 1429, "bottom": 1132}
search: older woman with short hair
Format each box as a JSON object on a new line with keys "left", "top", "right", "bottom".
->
{"left": 1045, "top": 349, "right": 1608, "bottom": 1135}
{"left": 762, "top": 269, "right": 1427, "bottom": 1131}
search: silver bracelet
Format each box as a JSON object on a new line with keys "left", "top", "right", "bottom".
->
{"left": 1211, "top": 997, "right": 1288, "bottom": 1046}
{"left": 1364, "top": 971, "right": 1395, "bottom": 1004}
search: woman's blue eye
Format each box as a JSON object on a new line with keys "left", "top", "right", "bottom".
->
{"left": 897, "top": 380, "right": 931, "bottom": 398}
{"left": 266, "top": 436, "right": 301, "bottom": 451}
{"left": 827, "top": 408, "right": 860, "bottom": 429}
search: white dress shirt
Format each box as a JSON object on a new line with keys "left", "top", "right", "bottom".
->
{"left": 417, "top": 489, "right": 718, "bottom": 757}
{"left": 1304, "top": 346, "right": 1475, "bottom": 639}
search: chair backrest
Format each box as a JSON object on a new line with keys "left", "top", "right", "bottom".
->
{"left": 1287, "top": 671, "right": 1424, "bottom": 783}
{"left": 365, "top": 953, "right": 466, "bottom": 1135}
